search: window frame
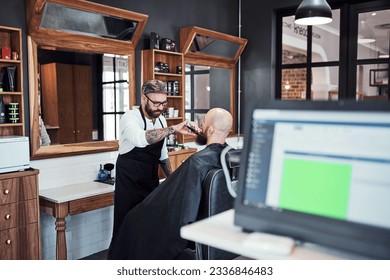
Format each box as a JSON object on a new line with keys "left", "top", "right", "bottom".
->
{"left": 100, "top": 55, "right": 129, "bottom": 140}
{"left": 276, "top": 1, "right": 390, "bottom": 100}
{"left": 185, "top": 64, "right": 210, "bottom": 123}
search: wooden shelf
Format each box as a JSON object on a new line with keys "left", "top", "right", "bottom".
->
{"left": 167, "top": 95, "right": 183, "bottom": 98}
{"left": 141, "top": 49, "right": 185, "bottom": 143}
{"left": 0, "top": 58, "right": 21, "bottom": 63}
{"left": 0, "top": 123, "right": 23, "bottom": 127}
{"left": 154, "top": 72, "right": 182, "bottom": 77}
{"left": 0, "top": 25, "right": 24, "bottom": 137}
{"left": 0, "top": 91, "right": 22, "bottom": 95}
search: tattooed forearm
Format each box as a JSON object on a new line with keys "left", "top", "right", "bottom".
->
{"left": 159, "top": 158, "right": 172, "bottom": 177}
{"left": 145, "top": 126, "right": 175, "bottom": 144}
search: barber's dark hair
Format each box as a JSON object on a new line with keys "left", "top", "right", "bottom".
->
{"left": 141, "top": 79, "right": 167, "bottom": 94}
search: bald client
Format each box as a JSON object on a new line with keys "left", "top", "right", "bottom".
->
{"left": 108, "top": 108, "right": 233, "bottom": 260}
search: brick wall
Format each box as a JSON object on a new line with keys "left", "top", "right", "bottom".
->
{"left": 282, "top": 68, "right": 307, "bottom": 99}
{"left": 281, "top": 50, "right": 307, "bottom": 100}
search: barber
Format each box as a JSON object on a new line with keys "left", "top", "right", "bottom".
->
{"left": 112, "top": 79, "right": 193, "bottom": 237}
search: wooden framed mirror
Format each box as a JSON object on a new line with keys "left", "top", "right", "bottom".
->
{"left": 180, "top": 26, "right": 247, "bottom": 141}
{"left": 26, "top": 0, "right": 148, "bottom": 159}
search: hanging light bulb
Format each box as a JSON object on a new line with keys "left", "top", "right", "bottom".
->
{"left": 294, "top": 0, "right": 333, "bottom": 26}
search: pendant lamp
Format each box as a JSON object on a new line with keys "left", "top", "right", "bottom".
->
{"left": 294, "top": 0, "right": 333, "bottom": 26}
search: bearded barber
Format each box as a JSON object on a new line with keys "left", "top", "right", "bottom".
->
{"left": 112, "top": 79, "right": 192, "bottom": 237}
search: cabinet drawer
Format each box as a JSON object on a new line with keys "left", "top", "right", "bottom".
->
{"left": 0, "top": 175, "right": 37, "bottom": 205}
{"left": 0, "top": 223, "right": 39, "bottom": 260}
{"left": 0, "top": 200, "right": 38, "bottom": 230}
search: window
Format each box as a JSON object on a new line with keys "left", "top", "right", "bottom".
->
{"left": 185, "top": 64, "right": 210, "bottom": 125}
{"left": 277, "top": 2, "right": 390, "bottom": 101}
{"left": 355, "top": 9, "right": 390, "bottom": 99}
{"left": 279, "top": 10, "right": 340, "bottom": 100}
{"left": 102, "top": 55, "right": 129, "bottom": 140}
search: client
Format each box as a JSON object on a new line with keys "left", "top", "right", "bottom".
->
{"left": 107, "top": 108, "right": 233, "bottom": 259}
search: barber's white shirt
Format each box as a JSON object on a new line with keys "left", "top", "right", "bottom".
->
{"left": 119, "top": 108, "right": 168, "bottom": 161}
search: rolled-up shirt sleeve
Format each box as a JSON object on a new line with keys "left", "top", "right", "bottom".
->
{"left": 118, "top": 109, "right": 169, "bottom": 158}
{"left": 119, "top": 110, "right": 148, "bottom": 154}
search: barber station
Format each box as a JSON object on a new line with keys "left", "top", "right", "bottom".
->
{"left": 0, "top": 0, "right": 389, "bottom": 262}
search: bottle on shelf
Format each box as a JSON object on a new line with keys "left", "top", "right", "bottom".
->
{"left": 0, "top": 95, "right": 6, "bottom": 124}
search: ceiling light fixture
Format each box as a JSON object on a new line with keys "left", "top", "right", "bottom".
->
{"left": 294, "top": 0, "right": 333, "bottom": 26}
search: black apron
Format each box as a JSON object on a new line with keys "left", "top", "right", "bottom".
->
{"left": 112, "top": 107, "right": 165, "bottom": 236}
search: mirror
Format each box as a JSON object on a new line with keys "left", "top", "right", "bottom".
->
{"left": 184, "top": 64, "right": 231, "bottom": 124}
{"left": 26, "top": 0, "right": 148, "bottom": 159}
{"left": 180, "top": 26, "right": 247, "bottom": 140}
{"left": 189, "top": 35, "right": 241, "bottom": 59}
{"left": 37, "top": 48, "right": 130, "bottom": 146}
{"left": 40, "top": 2, "right": 138, "bottom": 41}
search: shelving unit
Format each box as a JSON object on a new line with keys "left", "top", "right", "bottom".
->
{"left": 0, "top": 26, "right": 24, "bottom": 137}
{"left": 141, "top": 49, "right": 185, "bottom": 143}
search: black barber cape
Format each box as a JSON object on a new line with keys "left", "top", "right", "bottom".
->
{"left": 107, "top": 143, "right": 228, "bottom": 260}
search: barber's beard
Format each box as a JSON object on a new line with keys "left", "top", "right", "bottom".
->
{"left": 195, "top": 132, "right": 208, "bottom": 145}
{"left": 145, "top": 103, "right": 163, "bottom": 119}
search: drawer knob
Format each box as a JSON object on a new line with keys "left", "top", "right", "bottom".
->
{"left": 4, "top": 189, "right": 9, "bottom": 195}
{"left": 6, "top": 239, "right": 11, "bottom": 245}
{"left": 5, "top": 214, "right": 11, "bottom": 220}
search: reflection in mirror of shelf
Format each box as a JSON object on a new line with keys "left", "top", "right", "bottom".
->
{"left": 41, "top": 2, "right": 138, "bottom": 42}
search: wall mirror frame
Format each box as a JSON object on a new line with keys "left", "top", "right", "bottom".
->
{"left": 26, "top": 0, "right": 148, "bottom": 159}
{"left": 180, "top": 26, "right": 247, "bottom": 140}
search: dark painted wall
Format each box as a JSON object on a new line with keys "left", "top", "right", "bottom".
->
{"left": 90, "top": 0, "right": 239, "bottom": 104}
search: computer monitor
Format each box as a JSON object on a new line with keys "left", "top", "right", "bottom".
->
{"left": 234, "top": 100, "right": 390, "bottom": 259}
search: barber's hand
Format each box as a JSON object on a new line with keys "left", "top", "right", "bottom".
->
{"left": 185, "top": 121, "right": 201, "bottom": 135}
{"left": 172, "top": 120, "right": 200, "bottom": 135}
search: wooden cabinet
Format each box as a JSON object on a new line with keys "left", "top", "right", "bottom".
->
{"left": 141, "top": 49, "right": 185, "bottom": 143}
{"left": 40, "top": 63, "right": 92, "bottom": 144}
{"left": 158, "top": 148, "right": 197, "bottom": 178}
{"left": 0, "top": 26, "right": 24, "bottom": 136}
{"left": 0, "top": 169, "right": 40, "bottom": 260}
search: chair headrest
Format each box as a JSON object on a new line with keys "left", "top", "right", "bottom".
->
{"left": 220, "top": 146, "right": 241, "bottom": 198}
{"left": 225, "top": 148, "right": 241, "bottom": 168}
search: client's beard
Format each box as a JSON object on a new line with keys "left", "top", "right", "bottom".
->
{"left": 195, "top": 132, "right": 207, "bottom": 145}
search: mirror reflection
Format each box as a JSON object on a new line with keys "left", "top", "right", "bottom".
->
{"left": 41, "top": 2, "right": 138, "bottom": 41}
{"left": 38, "top": 48, "right": 129, "bottom": 146}
{"left": 189, "top": 35, "right": 240, "bottom": 59}
{"left": 184, "top": 64, "right": 231, "bottom": 125}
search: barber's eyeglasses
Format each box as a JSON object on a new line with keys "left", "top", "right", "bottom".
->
{"left": 145, "top": 94, "right": 168, "bottom": 107}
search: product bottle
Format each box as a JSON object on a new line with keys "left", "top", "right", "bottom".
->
{"left": 0, "top": 95, "right": 6, "bottom": 124}
{"left": 97, "top": 164, "right": 108, "bottom": 182}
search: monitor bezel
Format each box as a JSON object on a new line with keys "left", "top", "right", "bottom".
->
{"left": 234, "top": 99, "right": 390, "bottom": 259}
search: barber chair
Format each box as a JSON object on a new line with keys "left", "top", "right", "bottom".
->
{"left": 195, "top": 146, "right": 241, "bottom": 260}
